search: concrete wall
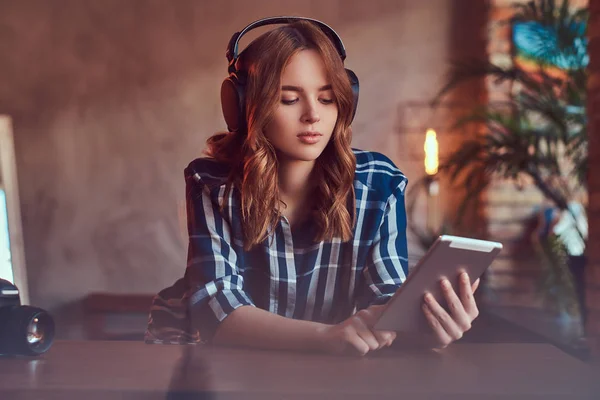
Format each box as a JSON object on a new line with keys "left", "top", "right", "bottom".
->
{"left": 0, "top": 0, "right": 488, "bottom": 330}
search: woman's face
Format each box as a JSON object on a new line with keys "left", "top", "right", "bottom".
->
{"left": 263, "top": 49, "right": 338, "bottom": 164}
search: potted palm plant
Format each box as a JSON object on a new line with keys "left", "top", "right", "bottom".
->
{"left": 429, "top": 0, "right": 588, "bottom": 321}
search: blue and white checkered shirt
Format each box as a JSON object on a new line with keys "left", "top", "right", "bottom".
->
{"left": 146, "top": 149, "right": 408, "bottom": 344}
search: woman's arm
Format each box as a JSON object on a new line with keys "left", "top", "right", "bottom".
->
{"left": 213, "top": 305, "right": 396, "bottom": 355}
{"left": 359, "top": 182, "right": 409, "bottom": 309}
{"left": 361, "top": 179, "right": 482, "bottom": 349}
{"left": 213, "top": 306, "right": 327, "bottom": 351}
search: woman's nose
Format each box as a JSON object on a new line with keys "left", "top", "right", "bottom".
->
{"left": 302, "top": 102, "right": 320, "bottom": 124}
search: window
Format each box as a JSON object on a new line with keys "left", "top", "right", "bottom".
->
{"left": 0, "top": 189, "right": 13, "bottom": 282}
{"left": 0, "top": 115, "right": 29, "bottom": 304}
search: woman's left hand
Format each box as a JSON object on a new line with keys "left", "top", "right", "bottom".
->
{"left": 422, "top": 272, "right": 480, "bottom": 348}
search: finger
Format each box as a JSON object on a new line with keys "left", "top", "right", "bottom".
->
{"left": 424, "top": 292, "right": 464, "bottom": 341}
{"left": 388, "top": 330, "right": 397, "bottom": 346}
{"left": 343, "top": 332, "right": 371, "bottom": 356}
{"left": 356, "top": 308, "right": 378, "bottom": 327}
{"left": 356, "top": 305, "right": 388, "bottom": 328}
{"left": 355, "top": 310, "right": 392, "bottom": 348}
{"left": 366, "top": 304, "right": 388, "bottom": 320}
{"left": 459, "top": 273, "right": 479, "bottom": 318}
{"left": 352, "top": 316, "right": 381, "bottom": 350}
{"left": 440, "top": 279, "right": 472, "bottom": 332}
{"left": 471, "top": 278, "right": 480, "bottom": 293}
{"left": 373, "top": 330, "right": 396, "bottom": 347}
{"left": 422, "top": 302, "right": 452, "bottom": 348}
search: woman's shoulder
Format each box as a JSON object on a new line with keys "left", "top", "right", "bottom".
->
{"left": 184, "top": 157, "right": 231, "bottom": 188}
{"left": 352, "top": 148, "right": 408, "bottom": 196}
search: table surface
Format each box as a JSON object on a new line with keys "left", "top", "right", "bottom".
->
{"left": 0, "top": 340, "right": 598, "bottom": 399}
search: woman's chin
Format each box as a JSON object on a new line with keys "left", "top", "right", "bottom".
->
{"left": 278, "top": 149, "right": 326, "bottom": 163}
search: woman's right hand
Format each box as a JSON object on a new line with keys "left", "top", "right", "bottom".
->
{"left": 318, "top": 305, "right": 396, "bottom": 356}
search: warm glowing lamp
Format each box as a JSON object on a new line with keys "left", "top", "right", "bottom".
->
{"left": 424, "top": 129, "right": 440, "bottom": 232}
{"left": 424, "top": 129, "right": 439, "bottom": 176}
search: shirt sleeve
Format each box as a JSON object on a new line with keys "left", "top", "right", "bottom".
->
{"left": 183, "top": 172, "right": 255, "bottom": 342}
{"left": 357, "top": 179, "right": 409, "bottom": 310}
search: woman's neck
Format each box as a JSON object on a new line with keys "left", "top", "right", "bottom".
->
{"left": 278, "top": 159, "right": 315, "bottom": 199}
{"left": 277, "top": 159, "right": 316, "bottom": 225}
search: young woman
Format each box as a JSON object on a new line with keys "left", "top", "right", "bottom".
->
{"left": 146, "top": 18, "right": 480, "bottom": 356}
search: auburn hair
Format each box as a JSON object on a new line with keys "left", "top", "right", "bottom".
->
{"left": 206, "top": 20, "right": 356, "bottom": 250}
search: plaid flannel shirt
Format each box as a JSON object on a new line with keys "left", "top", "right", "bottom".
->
{"left": 146, "top": 149, "right": 408, "bottom": 344}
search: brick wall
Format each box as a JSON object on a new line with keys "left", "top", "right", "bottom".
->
{"left": 484, "top": 0, "right": 548, "bottom": 308}
{"left": 484, "top": 1, "right": 589, "bottom": 312}
{"left": 485, "top": 0, "right": 599, "bottom": 357}
{"left": 587, "top": 0, "right": 600, "bottom": 358}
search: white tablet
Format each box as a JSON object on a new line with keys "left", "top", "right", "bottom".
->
{"left": 374, "top": 235, "right": 503, "bottom": 334}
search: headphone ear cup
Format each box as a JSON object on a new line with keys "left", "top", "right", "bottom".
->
{"left": 221, "top": 71, "right": 247, "bottom": 133}
{"left": 345, "top": 68, "right": 359, "bottom": 123}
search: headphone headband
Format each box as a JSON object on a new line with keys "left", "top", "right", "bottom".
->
{"left": 226, "top": 16, "right": 347, "bottom": 73}
{"left": 221, "top": 16, "right": 359, "bottom": 133}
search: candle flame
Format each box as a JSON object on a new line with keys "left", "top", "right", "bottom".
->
{"left": 424, "top": 129, "right": 439, "bottom": 175}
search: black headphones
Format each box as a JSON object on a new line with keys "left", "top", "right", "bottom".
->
{"left": 220, "top": 16, "right": 360, "bottom": 133}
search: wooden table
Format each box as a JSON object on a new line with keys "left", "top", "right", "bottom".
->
{"left": 0, "top": 341, "right": 598, "bottom": 399}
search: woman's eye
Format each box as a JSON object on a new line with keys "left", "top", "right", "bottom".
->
{"left": 281, "top": 98, "right": 335, "bottom": 105}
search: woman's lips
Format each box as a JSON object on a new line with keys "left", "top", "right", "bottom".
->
{"left": 297, "top": 132, "right": 322, "bottom": 144}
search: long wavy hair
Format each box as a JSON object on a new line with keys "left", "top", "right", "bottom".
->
{"left": 206, "top": 21, "right": 356, "bottom": 250}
